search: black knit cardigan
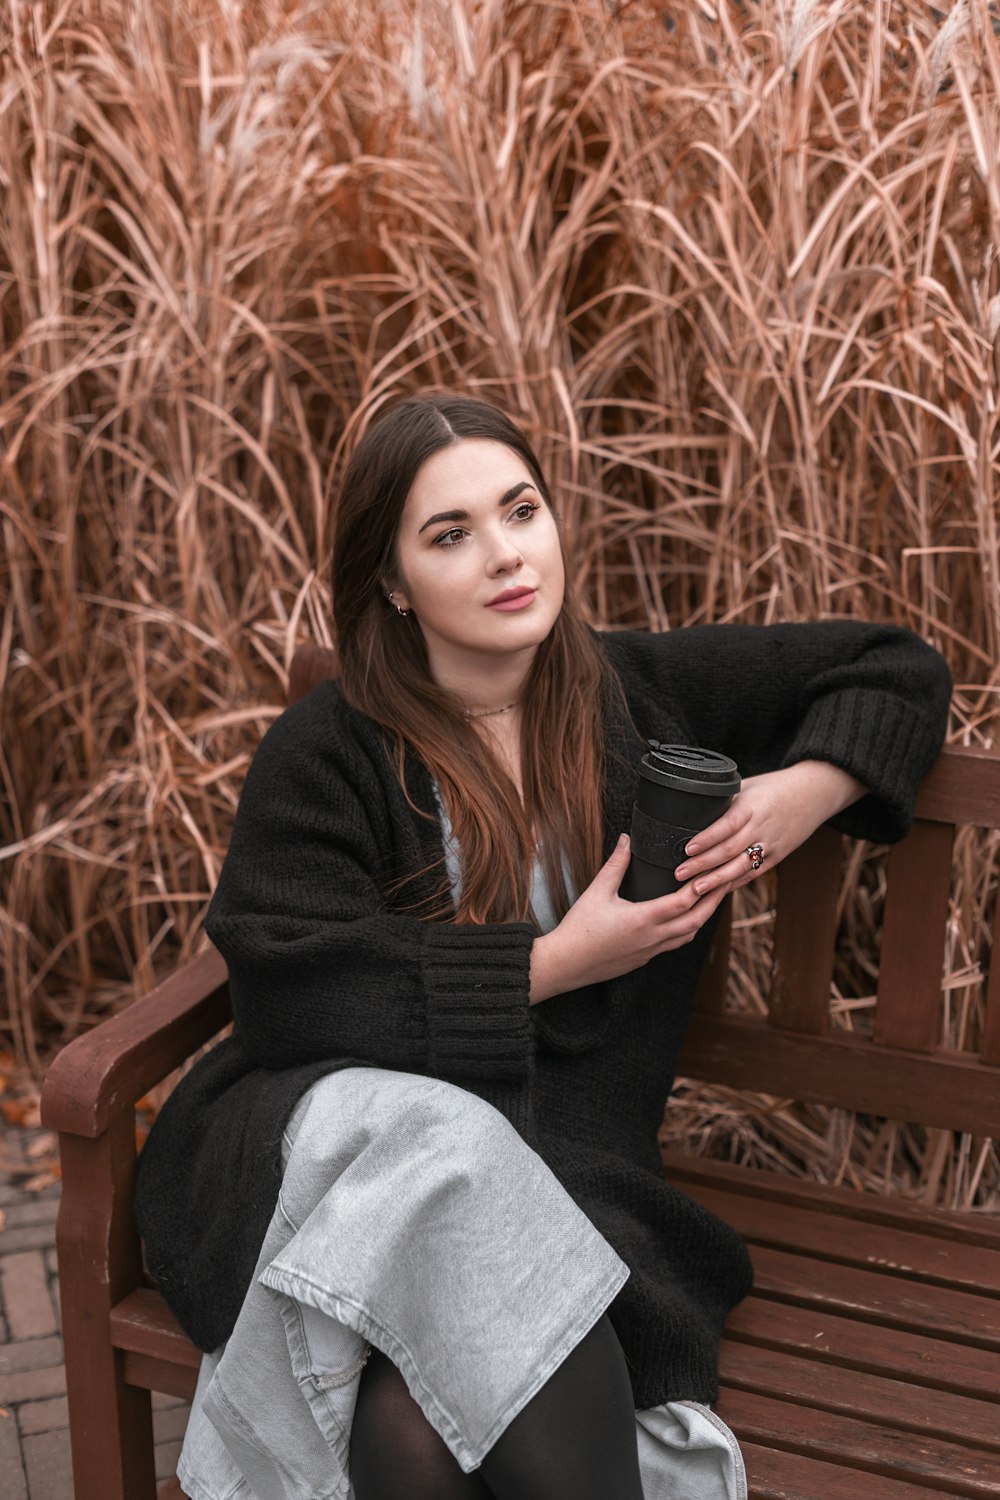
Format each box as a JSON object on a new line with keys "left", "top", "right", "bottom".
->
{"left": 134, "top": 622, "right": 951, "bottom": 1409}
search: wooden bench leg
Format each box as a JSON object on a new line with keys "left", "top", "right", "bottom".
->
{"left": 56, "top": 1121, "right": 158, "bottom": 1500}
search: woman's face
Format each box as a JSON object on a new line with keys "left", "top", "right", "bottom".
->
{"left": 387, "top": 438, "right": 565, "bottom": 686}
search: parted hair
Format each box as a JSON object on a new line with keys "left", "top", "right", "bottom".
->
{"left": 330, "top": 393, "right": 616, "bottom": 925}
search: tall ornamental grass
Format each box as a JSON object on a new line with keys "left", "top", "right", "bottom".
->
{"left": 2, "top": 0, "right": 998, "bottom": 1206}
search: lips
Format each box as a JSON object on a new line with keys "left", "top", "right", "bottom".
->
{"left": 487, "top": 587, "right": 536, "bottom": 609}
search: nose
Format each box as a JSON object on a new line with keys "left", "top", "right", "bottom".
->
{"left": 486, "top": 531, "right": 524, "bottom": 576}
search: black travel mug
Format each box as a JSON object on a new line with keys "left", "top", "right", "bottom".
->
{"left": 619, "top": 743, "right": 741, "bottom": 902}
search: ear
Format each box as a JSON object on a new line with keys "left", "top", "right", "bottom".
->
{"left": 382, "top": 580, "right": 413, "bottom": 612}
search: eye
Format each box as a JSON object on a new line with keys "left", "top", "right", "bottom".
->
{"left": 431, "top": 501, "right": 539, "bottom": 547}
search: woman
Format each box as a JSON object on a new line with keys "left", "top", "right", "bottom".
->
{"left": 136, "top": 393, "right": 952, "bottom": 1500}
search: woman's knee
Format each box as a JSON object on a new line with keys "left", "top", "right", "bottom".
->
{"left": 350, "top": 1348, "right": 489, "bottom": 1498}
{"left": 382, "top": 1074, "right": 523, "bottom": 1172}
{"left": 352, "top": 1347, "right": 424, "bottom": 1444}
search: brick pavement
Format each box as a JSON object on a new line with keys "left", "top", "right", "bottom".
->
{"left": 0, "top": 1121, "right": 190, "bottom": 1499}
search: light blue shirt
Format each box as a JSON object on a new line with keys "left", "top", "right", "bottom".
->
{"left": 430, "top": 779, "right": 578, "bottom": 934}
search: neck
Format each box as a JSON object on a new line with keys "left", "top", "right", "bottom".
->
{"left": 464, "top": 699, "right": 524, "bottom": 723}
{"left": 426, "top": 643, "right": 537, "bottom": 718}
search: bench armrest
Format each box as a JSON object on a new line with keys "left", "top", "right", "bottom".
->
{"left": 41, "top": 946, "right": 231, "bottom": 1139}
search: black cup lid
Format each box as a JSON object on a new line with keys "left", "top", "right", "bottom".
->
{"left": 639, "top": 743, "right": 741, "bottom": 796}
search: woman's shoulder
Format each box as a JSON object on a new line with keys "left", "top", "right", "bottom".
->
{"left": 593, "top": 619, "right": 950, "bottom": 725}
{"left": 595, "top": 618, "right": 941, "bottom": 674}
{"left": 593, "top": 623, "right": 723, "bottom": 688}
{"left": 246, "top": 678, "right": 393, "bottom": 790}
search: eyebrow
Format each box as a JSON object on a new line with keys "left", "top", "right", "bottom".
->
{"left": 416, "top": 481, "right": 536, "bottom": 535}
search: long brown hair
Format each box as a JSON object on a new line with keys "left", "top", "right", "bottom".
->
{"left": 331, "top": 393, "right": 616, "bottom": 925}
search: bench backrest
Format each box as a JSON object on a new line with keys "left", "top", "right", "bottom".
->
{"left": 287, "top": 643, "right": 1000, "bottom": 1139}
{"left": 686, "top": 747, "right": 1000, "bottom": 1138}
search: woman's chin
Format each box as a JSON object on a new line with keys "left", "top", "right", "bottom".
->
{"left": 422, "top": 604, "right": 562, "bottom": 666}
{"left": 485, "top": 615, "right": 558, "bottom": 655}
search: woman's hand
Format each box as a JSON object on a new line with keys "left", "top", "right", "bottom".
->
{"left": 529, "top": 760, "right": 867, "bottom": 1005}
{"left": 529, "top": 835, "right": 734, "bottom": 1004}
{"left": 530, "top": 762, "right": 869, "bottom": 1008}
{"left": 671, "top": 760, "right": 867, "bottom": 900}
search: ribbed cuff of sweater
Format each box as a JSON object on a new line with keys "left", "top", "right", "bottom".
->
{"left": 782, "top": 689, "right": 937, "bottom": 843}
{"left": 422, "top": 923, "right": 536, "bottom": 1081}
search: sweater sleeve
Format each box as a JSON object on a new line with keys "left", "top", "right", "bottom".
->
{"left": 203, "top": 696, "right": 536, "bottom": 1077}
{"left": 609, "top": 621, "right": 952, "bottom": 843}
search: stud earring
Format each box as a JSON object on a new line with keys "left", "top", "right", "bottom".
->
{"left": 387, "top": 591, "right": 411, "bottom": 618}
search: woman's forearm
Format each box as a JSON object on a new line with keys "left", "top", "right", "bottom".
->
{"left": 529, "top": 928, "right": 571, "bottom": 1005}
{"left": 788, "top": 758, "right": 868, "bottom": 820}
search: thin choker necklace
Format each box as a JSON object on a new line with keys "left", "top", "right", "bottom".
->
{"left": 463, "top": 700, "right": 520, "bottom": 721}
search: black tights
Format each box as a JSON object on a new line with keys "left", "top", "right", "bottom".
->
{"left": 349, "top": 1313, "right": 645, "bottom": 1500}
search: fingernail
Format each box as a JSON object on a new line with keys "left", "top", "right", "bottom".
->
{"left": 693, "top": 881, "right": 705, "bottom": 896}
{"left": 685, "top": 841, "right": 700, "bottom": 854}
{"left": 674, "top": 863, "right": 689, "bottom": 878}
{"left": 617, "top": 832, "right": 629, "bottom": 850}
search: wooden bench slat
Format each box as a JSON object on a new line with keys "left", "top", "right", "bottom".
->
{"left": 662, "top": 1152, "right": 1000, "bottom": 1250}
{"left": 41, "top": 947, "right": 231, "bottom": 1138}
{"left": 288, "top": 642, "right": 337, "bottom": 705}
{"left": 677, "top": 1015, "right": 1000, "bottom": 1137}
{"left": 720, "top": 1341, "right": 1000, "bottom": 1452}
{"left": 694, "top": 897, "right": 732, "bottom": 1017}
{"left": 719, "top": 1387, "right": 1000, "bottom": 1496}
{"left": 875, "top": 820, "right": 954, "bottom": 1052}
{"left": 110, "top": 1288, "right": 201, "bottom": 1367}
{"left": 725, "top": 1296, "right": 1000, "bottom": 1399}
{"left": 913, "top": 748, "right": 1000, "bottom": 829}
{"left": 742, "top": 1440, "right": 952, "bottom": 1500}
{"left": 688, "top": 1182, "right": 1000, "bottom": 1296}
{"left": 769, "top": 827, "right": 841, "bottom": 1034}
{"left": 751, "top": 1244, "right": 1000, "bottom": 1348}
{"left": 123, "top": 1350, "right": 199, "bottom": 1403}
{"left": 983, "top": 902, "right": 1000, "bottom": 1066}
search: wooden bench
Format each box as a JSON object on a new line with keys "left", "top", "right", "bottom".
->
{"left": 41, "top": 642, "right": 1000, "bottom": 1500}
